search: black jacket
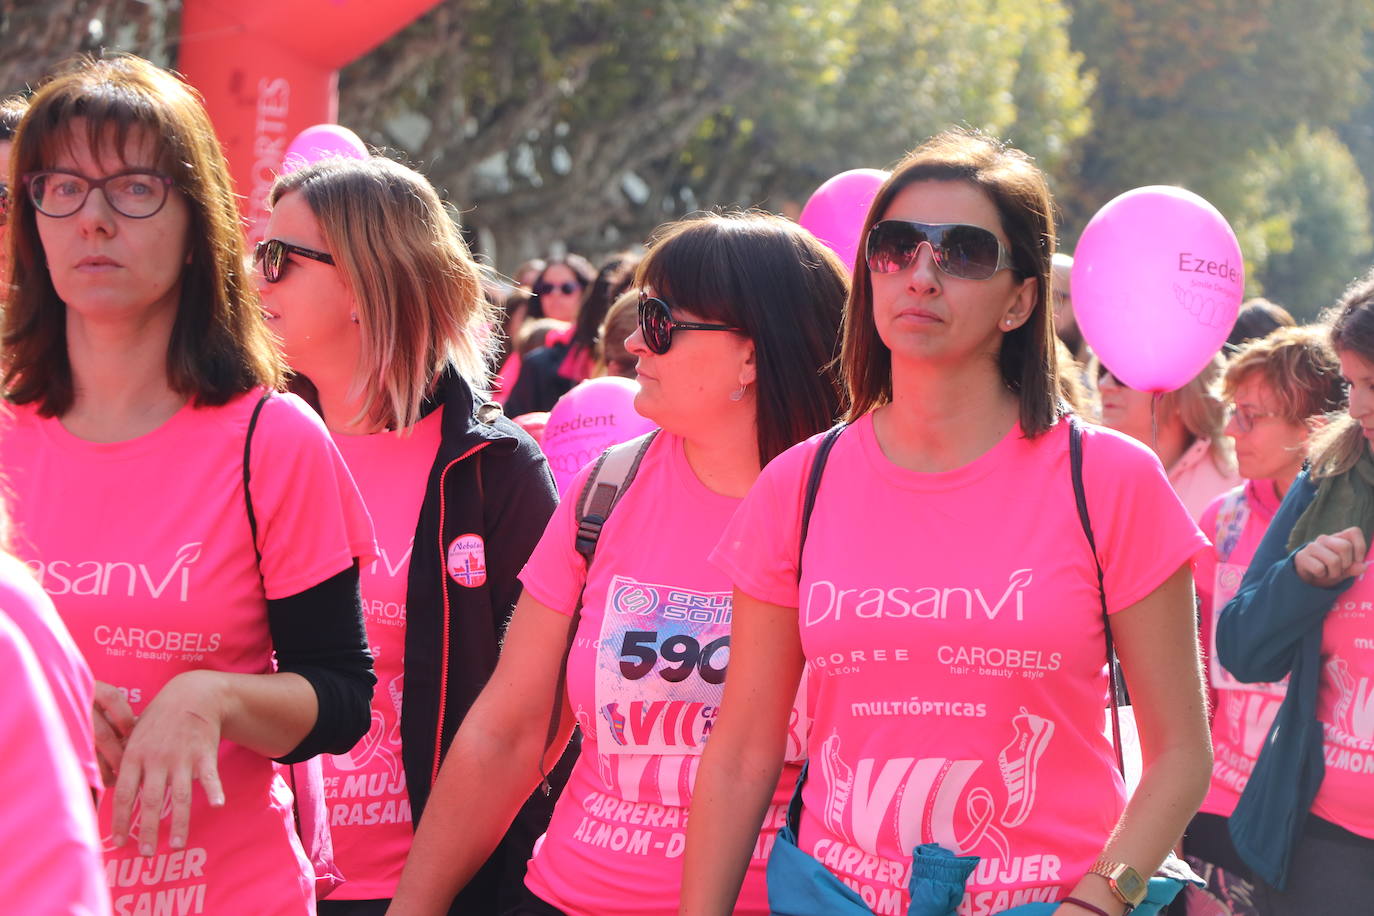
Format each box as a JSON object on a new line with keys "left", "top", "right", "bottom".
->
{"left": 502, "top": 341, "right": 576, "bottom": 418}
{"left": 399, "top": 371, "right": 575, "bottom": 914}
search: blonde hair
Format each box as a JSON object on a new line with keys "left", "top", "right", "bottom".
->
{"left": 1310, "top": 271, "right": 1374, "bottom": 477}
{"left": 1223, "top": 326, "right": 1345, "bottom": 423}
{"left": 1161, "top": 353, "right": 1234, "bottom": 473}
{"left": 269, "top": 157, "right": 495, "bottom": 432}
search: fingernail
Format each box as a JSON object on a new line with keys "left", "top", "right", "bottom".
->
{"left": 112, "top": 832, "right": 125, "bottom": 846}
{"left": 170, "top": 836, "right": 185, "bottom": 850}
{"left": 140, "top": 843, "right": 154, "bottom": 856}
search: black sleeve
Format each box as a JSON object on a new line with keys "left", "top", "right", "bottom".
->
{"left": 266, "top": 563, "right": 377, "bottom": 764}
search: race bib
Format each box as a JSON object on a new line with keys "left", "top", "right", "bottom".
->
{"left": 595, "top": 574, "right": 805, "bottom": 758}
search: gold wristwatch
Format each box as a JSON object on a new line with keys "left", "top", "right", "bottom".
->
{"left": 1088, "top": 857, "right": 1147, "bottom": 909}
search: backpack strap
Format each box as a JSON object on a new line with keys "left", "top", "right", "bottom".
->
{"left": 538, "top": 429, "right": 660, "bottom": 792}
{"left": 244, "top": 391, "right": 273, "bottom": 572}
{"left": 799, "top": 423, "right": 848, "bottom": 574}
{"left": 1069, "top": 415, "right": 1126, "bottom": 776}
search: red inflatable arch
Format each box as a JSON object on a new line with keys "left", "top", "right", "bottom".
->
{"left": 179, "top": 0, "right": 441, "bottom": 236}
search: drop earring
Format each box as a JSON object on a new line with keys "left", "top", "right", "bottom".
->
{"left": 729, "top": 385, "right": 746, "bottom": 402}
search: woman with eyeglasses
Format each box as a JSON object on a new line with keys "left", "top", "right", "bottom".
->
{"left": 1096, "top": 356, "right": 1240, "bottom": 522}
{"left": 0, "top": 55, "right": 377, "bottom": 914}
{"left": 1181, "top": 326, "right": 1345, "bottom": 914}
{"left": 502, "top": 254, "right": 603, "bottom": 418}
{"left": 683, "top": 130, "right": 1212, "bottom": 916}
{"left": 255, "top": 155, "right": 568, "bottom": 915}
{"left": 387, "top": 212, "right": 846, "bottom": 916}
{"left": 1216, "top": 280, "right": 1374, "bottom": 915}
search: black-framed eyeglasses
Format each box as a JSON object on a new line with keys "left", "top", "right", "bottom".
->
{"left": 637, "top": 293, "right": 742, "bottom": 355}
{"left": 534, "top": 280, "right": 581, "bottom": 296}
{"left": 254, "top": 238, "right": 335, "bottom": 284}
{"left": 866, "top": 219, "right": 1015, "bottom": 280}
{"left": 23, "top": 169, "right": 174, "bottom": 219}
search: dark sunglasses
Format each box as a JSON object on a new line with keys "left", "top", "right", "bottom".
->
{"left": 254, "top": 238, "right": 335, "bottom": 283}
{"left": 637, "top": 293, "right": 742, "bottom": 355}
{"left": 866, "top": 219, "right": 1015, "bottom": 280}
{"left": 534, "top": 280, "right": 581, "bottom": 296}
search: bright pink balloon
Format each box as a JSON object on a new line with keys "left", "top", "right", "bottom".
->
{"left": 281, "top": 124, "right": 369, "bottom": 174}
{"left": 542, "top": 377, "right": 658, "bottom": 494}
{"left": 798, "top": 168, "right": 889, "bottom": 271}
{"left": 1072, "top": 186, "right": 1243, "bottom": 392}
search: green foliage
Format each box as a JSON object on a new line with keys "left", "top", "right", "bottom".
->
{"left": 1240, "top": 127, "right": 1373, "bottom": 320}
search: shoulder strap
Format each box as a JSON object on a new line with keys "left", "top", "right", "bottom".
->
{"left": 1069, "top": 416, "right": 1126, "bottom": 776}
{"left": 799, "top": 423, "right": 848, "bottom": 574}
{"left": 538, "top": 429, "right": 660, "bottom": 792}
{"left": 244, "top": 391, "right": 273, "bottom": 573}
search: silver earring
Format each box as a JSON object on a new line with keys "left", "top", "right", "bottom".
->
{"left": 350, "top": 314, "right": 359, "bottom": 324}
{"left": 729, "top": 385, "right": 746, "bottom": 402}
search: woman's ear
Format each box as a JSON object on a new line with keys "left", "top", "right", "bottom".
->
{"left": 1004, "top": 276, "right": 1038, "bottom": 329}
{"left": 738, "top": 338, "right": 757, "bottom": 389}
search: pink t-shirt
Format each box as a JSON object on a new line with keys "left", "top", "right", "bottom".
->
{"left": 322, "top": 406, "right": 443, "bottom": 898}
{"left": 519, "top": 432, "right": 803, "bottom": 916}
{"left": 0, "top": 604, "right": 110, "bottom": 915}
{"left": 1312, "top": 567, "right": 1374, "bottom": 838}
{"left": 712, "top": 415, "right": 1206, "bottom": 916}
{"left": 0, "top": 391, "right": 376, "bottom": 916}
{"left": 1194, "top": 481, "right": 1286, "bottom": 818}
{"left": 0, "top": 553, "right": 100, "bottom": 791}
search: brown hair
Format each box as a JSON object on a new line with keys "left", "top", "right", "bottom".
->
{"left": 637, "top": 211, "right": 847, "bottom": 466}
{"left": 840, "top": 129, "right": 1061, "bottom": 435}
{"left": 1223, "top": 325, "right": 1345, "bottom": 423}
{"left": 1310, "top": 270, "right": 1374, "bottom": 477}
{"left": 3, "top": 54, "right": 283, "bottom": 415}
{"left": 269, "top": 156, "right": 496, "bottom": 433}
{"left": 0, "top": 95, "right": 27, "bottom": 142}
{"left": 597, "top": 289, "right": 639, "bottom": 378}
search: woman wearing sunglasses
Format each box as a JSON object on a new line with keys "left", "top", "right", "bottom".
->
{"left": 503, "top": 254, "right": 617, "bottom": 419}
{"left": 388, "top": 212, "right": 846, "bottom": 916}
{"left": 0, "top": 55, "right": 377, "bottom": 914}
{"left": 258, "top": 155, "right": 567, "bottom": 915}
{"left": 684, "top": 130, "right": 1212, "bottom": 916}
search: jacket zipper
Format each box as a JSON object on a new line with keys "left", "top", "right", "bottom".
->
{"left": 432, "top": 441, "right": 492, "bottom": 785}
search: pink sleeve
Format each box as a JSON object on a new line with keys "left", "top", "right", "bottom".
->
{"left": 710, "top": 438, "right": 813, "bottom": 607}
{"left": 0, "top": 611, "right": 109, "bottom": 915}
{"left": 517, "top": 463, "right": 588, "bottom": 617}
{"left": 248, "top": 394, "right": 378, "bottom": 600}
{"left": 0, "top": 561, "right": 99, "bottom": 791}
{"left": 1082, "top": 426, "right": 1211, "bottom": 614}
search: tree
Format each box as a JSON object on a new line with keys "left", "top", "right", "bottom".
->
{"left": 1061, "top": 0, "right": 1374, "bottom": 242}
{"left": 340, "top": 0, "right": 1092, "bottom": 270}
{"left": 0, "top": 0, "right": 175, "bottom": 94}
{"left": 1242, "top": 127, "right": 1373, "bottom": 319}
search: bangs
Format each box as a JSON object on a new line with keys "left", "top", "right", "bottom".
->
{"left": 20, "top": 60, "right": 194, "bottom": 181}
{"left": 636, "top": 220, "right": 749, "bottom": 326}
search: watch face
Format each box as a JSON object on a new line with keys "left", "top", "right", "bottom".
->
{"left": 1114, "top": 867, "right": 1148, "bottom": 904}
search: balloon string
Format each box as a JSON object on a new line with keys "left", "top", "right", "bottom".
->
{"left": 1151, "top": 392, "right": 1162, "bottom": 455}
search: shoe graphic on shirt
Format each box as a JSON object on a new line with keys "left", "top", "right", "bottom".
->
{"left": 601, "top": 703, "right": 629, "bottom": 746}
{"left": 1328, "top": 656, "right": 1357, "bottom": 733}
{"left": 820, "top": 731, "right": 854, "bottom": 842}
{"left": 998, "top": 707, "right": 1054, "bottom": 828}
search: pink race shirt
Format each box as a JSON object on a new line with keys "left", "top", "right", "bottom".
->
{"left": 712, "top": 415, "right": 1206, "bottom": 916}
{"left": 0, "top": 392, "right": 376, "bottom": 916}
{"left": 519, "top": 432, "right": 804, "bottom": 916}
{"left": 1194, "top": 482, "right": 1286, "bottom": 818}
{"left": 0, "top": 605, "right": 110, "bottom": 916}
{"left": 1312, "top": 568, "right": 1374, "bottom": 838}
{"left": 0, "top": 553, "right": 100, "bottom": 792}
{"left": 322, "top": 406, "right": 443, "bottom": 898}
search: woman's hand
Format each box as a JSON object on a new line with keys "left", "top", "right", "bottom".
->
{"left": 93, "top": 680, "right": 136, "bottom": 787}
{"left": 1295, "top": 527, "right": 1368, "bottom": 588}
{"left": 110, "top": 670, "right": 227, "bottom": 855}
